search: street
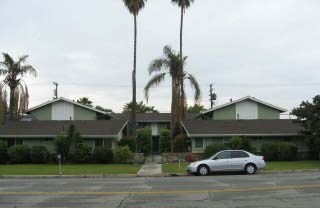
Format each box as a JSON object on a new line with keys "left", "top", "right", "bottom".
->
{"left": 1, "top": 171, "right": 320, "bottom": 208}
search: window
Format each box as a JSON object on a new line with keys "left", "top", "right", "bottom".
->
{"left": 215, "top": 151, "right": 231, "bottom": 159}
{"left": 231, "top": 151, "right": 249, "bottom": 159}
{"left": 194, "top": 138, "right": 204, "bottom": 149}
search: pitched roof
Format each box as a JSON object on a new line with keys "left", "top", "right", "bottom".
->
{"left": 181, "top": 119, "right": 303, "bottom": 137}
{"left": 26, "top": 97, "right": 112, "bottom": 116}
{"left": 0, "top": 120, "right": 128, "bottom": 139}
{"left": 201, "top": 96, "right": 287, "bottom": 115}
{"left": 114, "top": 113, "right": 199, "bottom": 122}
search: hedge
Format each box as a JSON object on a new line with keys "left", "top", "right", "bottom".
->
{"left": 94, "top": 146, "right": 113, "bottom": 163}
{"left": 204, "top": 143, "right": 227, "bottom": 158}
{"left": 8, "top": 144, "right": 30, "bottom": 163}
{"left": 261, "top": 142, "right": 298, "bottom": 161}
{"left": 30, "top": 146, "right": 50, "bottom": 163}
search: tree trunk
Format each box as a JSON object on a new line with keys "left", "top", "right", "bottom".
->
{"left": 131, "top": 14, "right": 137, "bottom": 138}
{"left": 9, "top": 86, "right": 15, "bottom": 120}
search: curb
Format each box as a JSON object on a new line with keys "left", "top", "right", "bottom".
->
{"left": 0, "top": 174, "right": 138, "bottom": 179}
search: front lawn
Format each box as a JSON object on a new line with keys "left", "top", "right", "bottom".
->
{"left": 0, "top": 164, "right": 141, "bottom": 175}
{"left": 162, "top": 161, "right": 320, "bottom": 174}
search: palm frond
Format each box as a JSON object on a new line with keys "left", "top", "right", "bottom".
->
{"left": 144, "top": 72, "right": 167, "bottom": 101}
{"left": 171, "top": 0, "right": 194, "bottom": 10}
{"left": 186, "top": 73, "right": 201, "bottom": 103}
{"left": 122, "top": 0, "right": 147, "bottom": 15}
{"left": 20, "top": 65, "right": 37, "bottom": 77}
{"left": 148, "top": 58, "right": 169, "bottom": 75}
{"left": 1, "top": 53, "right": 14, "bottom": 68}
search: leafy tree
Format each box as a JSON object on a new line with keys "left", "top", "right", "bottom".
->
{"left": 144, "top": 46, "right": 201, "bottom": 152}
{"left": 136, "top": 128, "right": 152, "bottom": 155}
{"left": 77, "top": 97, "right": 93, "bottom": 107}
{"left": 187, "top": 104, "right": 206, "bottom": 113}
{"left": 118, "top": 136, "right": 136, "bottom": 152}
{"left": 292, "top": 95, "right": 320, "bottom": 159}
{"left": 0, "top": 53, "right": 36, "bottom": 120}
{"left": 123, "top": 101, "right": 159, "bottom": 113}
{"left": 121, "top": 0, "right": 147, "bottom": 138}
{"left": 204, "top": 143, "right": 227, "bottom": 158}
{"left": 159, "top": 129, "right": 171, "bottom": 153}
{"left": 95, "top": 105, "right": 113, "bottom": 113}
{"left": 173, "top": 134, "right": 188, "bottom": 152}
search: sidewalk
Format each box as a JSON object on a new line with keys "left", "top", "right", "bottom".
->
{"left": 137, "top": 156, "right": 162, "bottom": 177}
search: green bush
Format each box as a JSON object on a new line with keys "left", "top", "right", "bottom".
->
{"left": 30, "top": 146, "right": 50, "bottom": 163}
{"left": 230, "top": 136, "right": 252, "bottom": 151}
{"left": 8, "top": 144, "right": 30, "bottom": 163}
{"left": 305, "top": 136, "right": 320, "bottom": 160}
{"left": 54, "top": 135, "right": 71, "bottom": 159}
{"left": 71, "top": 144, "right": 92, "bottom": 163}
{"left": 278, "top": 142, "right": 298, "bottom": 161}
{"left": 173, "top": 134, "right": 187, "bottom": 152}
{"left": 113, "top": 146, "right": 133, "bottom": 164}
{"left": 204, "top": 143, "right": 227, "bottom": 158}
{"left": 136, "top": 128, "right": 152, "bottom": 155}
{"left": 261, "top": 142, "right": 298, "bottom": 161}
{"left": 261, "top": 143, "right": 279, "bottom": 161}
{"left": 0, "top": 141, "right": 8, "bottom": 164}
{"left": 159, "top": 129, "right": 170, "bottom": 153}
{"left": 118, "top": 136, "right": 136, "bottom": 152}
{"left": 94, "top": 146, "right": 113, "bottom": 163}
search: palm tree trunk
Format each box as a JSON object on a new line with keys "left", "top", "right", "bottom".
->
{"left": 9, "top": 86, "right": 15, "bottom": 120}
{"left": 179, "top": 6, "right": 186, "bottom": 129}
{"left": 131, "top": 14, "right": 137, "bottom": 138}
{"left": 170, "top": 78, "right": 175, "bottom": 153}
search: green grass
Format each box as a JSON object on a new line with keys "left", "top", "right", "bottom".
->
{"left": 162, "top": 161, "right": 320, "bottom": 174}
{"left": 0, "top": 164, "right": 141, "bottom": 175}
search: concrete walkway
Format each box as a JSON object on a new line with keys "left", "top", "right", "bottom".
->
{"left": 137, "top": 156, "right": 162, "bottom": 177}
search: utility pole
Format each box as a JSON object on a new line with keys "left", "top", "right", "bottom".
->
{"left": 53, "top": 82, "right": 58, "bottom": 99}
{"left": 209, "top": 84, "right": 217, "bottom": 109}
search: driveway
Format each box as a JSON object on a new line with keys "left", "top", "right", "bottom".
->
{"left": 1, "top": 171, "right": 320, "bottom": 207}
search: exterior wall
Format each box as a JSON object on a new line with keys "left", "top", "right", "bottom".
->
{"left": 52, "top": 101, "right": 74, "bottom": 120}
{"left": 151, "top": 123, "right": 159, "bottom": 136}
{"left": 74, "top": 105, "right": 97, "bottom": 120}
{"left": 30, "top": 105, "right": 52, "bottom": 120}
{"left": 258, "top": 104, "right": 280, "bottom": 119}
{"left": 236, "top": 100, "right": 258, "bottom": 119}
{"left": 213, "top": 104, "right": 236, "bottom": 120}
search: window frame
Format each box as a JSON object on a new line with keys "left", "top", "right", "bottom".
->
{"left": 231, "top": 151, "right": 249, "bottom": 159}
{"left": 194, "top": 138, "right": 204, "bottom": 149}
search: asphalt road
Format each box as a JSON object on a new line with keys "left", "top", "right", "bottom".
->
{"left": 1, "top": 171, "right": 320, "bottom": 208}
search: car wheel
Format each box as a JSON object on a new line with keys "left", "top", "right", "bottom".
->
{"left": 197, "top": 165, "right": 209, "bottom": 176}
{"left": 245, "top": 164, "right": 256, "bottom": 175}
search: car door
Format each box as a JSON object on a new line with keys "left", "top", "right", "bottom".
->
{"left": 210, "top": 151, "right": 232, "bottom": 171}
{"left": 231, "top": 151, "right": 250, "bottom": 171}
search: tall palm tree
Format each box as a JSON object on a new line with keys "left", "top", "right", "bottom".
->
{"left": 0, "top": 53, "right": 36, "bottom": 120}
{"left": 171, "top": 0, "right": 194, "bottom": 122}
{"left": 144, "top": 45, "right": 201, "bottom": 152}
{"left": 122, "top": 0, "right": 147, "bottom": 137}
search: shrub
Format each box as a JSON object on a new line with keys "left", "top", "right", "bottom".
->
{"left": 159, "top": 129, "right": 171, "bottom": 153}
{"left": 94, "top": 146, "right": 113, "bottom": 163}
{"left": 305, "top": 136, "right": 320, "bottom": 160}
{"left": 261, "top": 143, "right": 279, "bottom": 161}
{"left": 54, "top": 135, "right": 71, "bottom": 159}
{"left": 136, "top": 128, "right": 152, "bottom": 155}
{"left": 173, "top": 134, "right": 187, "bottom": 152}
{"left": 204, "top": 143, "right": 227, "bottom": 158}
{"left": 0, "top": 141, "right": 8, "bottom": 164}
{"left": 71, "top": 144, "right": 92, "bottom": 163}
{"left": 113, "top": 146, "right": 133, "bottom": 164}
{"left": 30, "top": 146, "right": 50, "bottom": 163}
{"left": 8, "top": 144, "right": 30, "bottom": 163}
{"left": 118, "top": 136, "right": 136, "bottom": 153}
{"left": 278, "top": 142, "right": 298, "bottom": 161}
{"left": 230, "top": 136, "right": 252, "bottom": 151}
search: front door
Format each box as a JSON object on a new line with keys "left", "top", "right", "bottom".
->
{"left": 231, "top": 151, "right": 250, "bottom": 170}
{"left": 152, "top": 136, "right": 159, "bottom": 154}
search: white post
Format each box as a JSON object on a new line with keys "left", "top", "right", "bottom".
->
{"left": 178, "top": 153, "right": 181, "bottom": 170}
{"left": 57, "top": 154, "right": 62, "bottom": 175}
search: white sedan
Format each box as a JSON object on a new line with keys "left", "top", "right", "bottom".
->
{"left": 187, "top": 150, "right": 266, "bottom": 176}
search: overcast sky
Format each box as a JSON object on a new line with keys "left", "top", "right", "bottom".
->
{"left": 1, "top": 0, "right": 320, "bottom": 113}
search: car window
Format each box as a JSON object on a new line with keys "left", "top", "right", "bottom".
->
{"left": 231, "top": 151, "right": 249, "bottom": 158}
{"left": 215, "top": 151, "right": 231, "bottom": 159}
